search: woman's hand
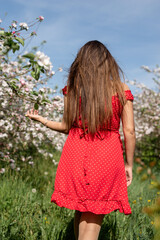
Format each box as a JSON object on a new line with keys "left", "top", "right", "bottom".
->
{"left": 125, "top": 164, "right": 133, "bottom": 187}
{"left": 25, "top": 108, "right": 41, "bottom": 122}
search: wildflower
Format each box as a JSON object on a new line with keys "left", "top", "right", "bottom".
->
{"left": 0, "top": 168, "right": 5, "bottom": 174}
{"left": 48, "top": 153, "right": 53, "bottom": 158}
{"left": 21, "top": 156, "right": 25, "bottom": 162}
{"left": 139, "top": 197, "right": 142, "bottom": 200}
{"left": 148, "top": 200, "right": 151, "bottom": 203}
{"left": 10, "top": 163, "right": 16, "bottom": 169}
{"left": 44, "top": 171, "right": 48, "bottom": 175}
{"left": 133, "top": 200, "right": 136, "bottom": 204}
{"left": 28, "top": 161, "right": 34, "bottom": 165}
{"left": 32, "top": 188, "right": 36, "bottom": 193}
{"left": 44, "top": 217, "right": 47, "bottom": 220}
{"left": 151, "top": 221, "right": 154, "bottom": 225}
{"left": 39, "top": 16, "right": 44, "bottom": 21}
{"left": 19, "top": 22, "right": 29, "bottom": 30}
{"left": 157, "top": 192, "right": 160, "bottom": 195}
{"left": 16, "top": 167, "right": 20, "bottom": 171}
{"left": 52, "top": 159, "right": 56, "bottom": 164}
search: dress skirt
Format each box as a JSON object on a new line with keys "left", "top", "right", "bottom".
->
{"left": 51, "top": 127, "right": 132, "bottom": 215}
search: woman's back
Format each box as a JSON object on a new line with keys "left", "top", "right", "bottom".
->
{"left": 63, "top": 40, "right": 127, "bottom": 134}
{"left": 62, "top": 85, "right": 134, "bottom": 133}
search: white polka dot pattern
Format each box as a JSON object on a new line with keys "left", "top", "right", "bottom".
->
{"left": 51, "top": 87, "right": 134, "bottom": 215}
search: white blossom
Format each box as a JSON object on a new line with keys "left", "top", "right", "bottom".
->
{"left": 12, "top": 22, "right": 17, "bottom": 28}
{"left": 35, "top": 51, "right": 53, "bottom": 72}
{"left": 19, "top": 22, "right": 29, "bottom": 30}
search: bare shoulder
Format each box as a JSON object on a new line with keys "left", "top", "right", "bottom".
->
{"left": 122, "top": 82, "right": 130, "bottom": 91}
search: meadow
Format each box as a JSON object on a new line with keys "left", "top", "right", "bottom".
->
{"left": 0, "top": 142, "right": 159, "bottom": 240}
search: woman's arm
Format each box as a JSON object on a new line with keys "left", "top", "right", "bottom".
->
{"left": 39, "top": 116, "right": 68, "bottom": 134}
{"left": 121, "top": 84, "right": 136, "bottom": 186}
{"left": 40, "top": 95, "right": 68, "bottom": 133}
{"left": 25, "top": 95, "right": 69, "bottom": 134}
{"left": 122, "top": 100, "right": 136, "bottom": 167}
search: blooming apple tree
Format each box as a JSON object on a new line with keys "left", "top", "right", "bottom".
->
{"left": 0, "top": 17, "right": 66, "bottom": 173}
{"left": 128, "top": 66, "right": 160, "bottom": 139}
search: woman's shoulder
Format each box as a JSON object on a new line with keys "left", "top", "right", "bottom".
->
{"left": 122, "top": 83, "right": 134, "bottom": 101}
{"left": 122, "top": 83, "right": 130, "bottom": 91}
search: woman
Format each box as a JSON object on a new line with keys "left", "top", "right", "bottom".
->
{"left": 26, "top": 40, "right": 136, "bottom": 240}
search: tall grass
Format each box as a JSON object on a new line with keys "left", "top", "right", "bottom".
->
{"left": 0, "top": 148, "right": 158, "bottom": 240}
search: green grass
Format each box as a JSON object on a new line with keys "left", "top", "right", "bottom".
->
{"left": 0, "top": 148, "right": 159, "bottom": 240}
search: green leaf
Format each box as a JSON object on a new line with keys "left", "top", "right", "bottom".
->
{"left": 10, "top": 78, "right": 19, "bottom": 84}
{"left": 23, "top": 64, "right": 31, "bottom": 68}
{"left": 35, "top": 66, "right": 40, "bottom": 80}
{"left": 15, "top": 37, "right": 24, "bottom": 46}
{"left": 42, "top": 99, "right": 51, "bottom": 104}
{"left": 11, "top": 42, "right": 20, "bottom": 53}
{"left": 22, "top": 53, "right": 35, "bottom": 60}
{"left": 40, "top": 67, "right": 45, "bottom": 73}
{"left": 31, "top": 91, "right": 38, "bottom": 96}
{"left": 10, "top": 82, "right": 19, "bottom": 90}
{"left": 34, "top": 103, "right": 39, "bottom": 110}
{"left": 31, "top": 71, "right": 36, "bottom": 78}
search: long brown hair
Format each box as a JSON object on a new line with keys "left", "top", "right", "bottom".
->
{"left": 64, "top": 40, "right": 126, "bottom": 134}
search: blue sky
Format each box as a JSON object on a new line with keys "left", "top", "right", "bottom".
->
{"left": 1, "top": 0, "right": 160, "bottom": 92}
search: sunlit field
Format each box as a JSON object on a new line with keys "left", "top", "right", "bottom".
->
{"left": 0, "top": 142, "right": 159, "bottom": 240}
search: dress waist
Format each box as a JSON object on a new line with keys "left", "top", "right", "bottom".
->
{"left": 70, "top": 126, "right": 119, "bottom": 139}
{"left": 69, "top": 126, "right": 123, "bottom": 151}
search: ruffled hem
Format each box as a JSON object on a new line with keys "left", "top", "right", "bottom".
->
{"left": 51, "top": 190, "right": 132, "bottom": 215}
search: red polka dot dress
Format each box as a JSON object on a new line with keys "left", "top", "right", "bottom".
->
{"left": 51, "top": 86, "right": 134, "bottom": 215}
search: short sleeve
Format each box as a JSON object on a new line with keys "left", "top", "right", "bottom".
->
{"left": 125, "top": 90, "right": 134, "bottom": 101}
{"left": 62, "top": 86, "right": 67, "bottom": 95}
